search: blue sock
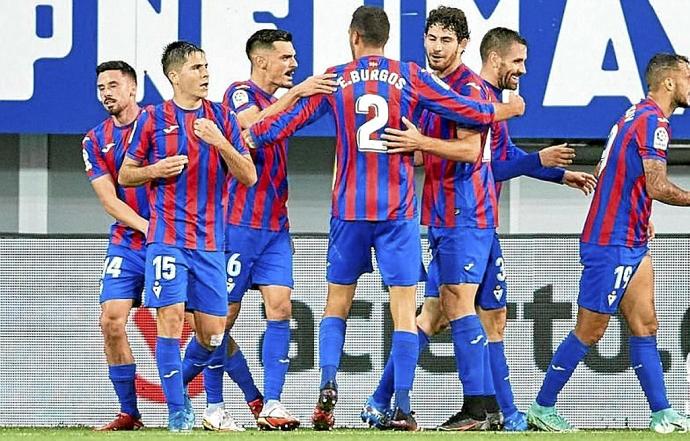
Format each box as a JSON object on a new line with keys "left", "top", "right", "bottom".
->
{"left": 156, "top": 337, "right": 184, "bottom": 412}
{"left": 263, "top": 320, "right": 291, "bottom": 401}
{"left": 203, "top": 334, "right": 227, "bottom": 405}
{"left": 536, "top": 331, "right": 589, "bottom": 407}
{"left": 225, "top": 348, "right": 262, "bottom": 402}
{"left": 392, "top": 330, "right": 419, "bottom": 414}
{"left": 450, "top": 315, "right": 486, "bottom": 396}
{"left": 630, "top": 335, "right": 670, "bottom": 412}
{"left": 182, "top": 336, "right": 212, "bottom": 386}
{"left": 319, "top": 316, "right": 346, "bottom": 389}
{"left": 372, "top": 328, "right": 429, "bottom": 407}
{"left": 108, "top": 364, "right": 139, "bottom": 418}
{"left": 488, "top": 341, "right": 517, "bottom": 416}
{"left": 482, "top": 343, "right": 495, "bottom": 396}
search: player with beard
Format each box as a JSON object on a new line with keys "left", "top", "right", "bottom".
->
{"left": 189, "top": 29, "right": 337, "bottom": 431}
{"left": 245, "top": 6, "right": 525, "bottom": 432}
{"left": 120, "top": 41, "right": 256, "bottom": 432}
{"left": 527, "top": 53, "right": 690, "bottom": 433}
{"left": 362, "top": 22, "right": 596, "bottom": 431}
{"left": 82, "top": 60, "right": 150, "bottom": 431}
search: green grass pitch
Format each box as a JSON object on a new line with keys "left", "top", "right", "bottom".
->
{"left": 1, "top": 428, "right": 689, "bottom": 441}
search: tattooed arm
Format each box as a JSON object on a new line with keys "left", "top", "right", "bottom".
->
{"left": 643, "top": 159, "right": 690, "bottom": 206}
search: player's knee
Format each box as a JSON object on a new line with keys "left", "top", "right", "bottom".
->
{"left": 266, "top": 301, "right": 291, "bottom": 321}
{"left": 100, "top": 314, "right": 127, "bottom": 339}
{"left": 324, "top": 301, "right": 351, "bottom": 318}
{"left": 630, "top": 318, "right": 658, "bottom": 337}
{"left": 575, "top": 325, "right": 606, "bottom": 346}
{"left": 482, "top": 308, "right": 507, "bottom": 341}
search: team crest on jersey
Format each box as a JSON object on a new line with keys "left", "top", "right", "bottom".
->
{"left": 653, "top": 127, "right": 669, "bottom": 151}
{"left": 232, "top": 90, "right": 249, "bottom": 108}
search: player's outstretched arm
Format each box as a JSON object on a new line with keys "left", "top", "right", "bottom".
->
{"left": 118, "top": 155, "right": 189, "bottom": 187}
{"left": 562, "top": 171, "right": 597, "bottom": 195}
{"left": 538, "top": 144, "right": 576, "bottom": 167}
{"left": 193, "top": 118, "right": 257, "bottom": 186}
{"left": 91, "top": 175, "right": 148, "bottom": 235}
{"left": 240, "top": 75, "right": 338, "bottom": 129}
{"left": 643, "top": 158, "right": 690, "bottom": 206}
{"left": 248, "top": 95, "right": 330, "bottom": 148}
{"left": 382, "top": 117, "right": 480, "bottom": 162}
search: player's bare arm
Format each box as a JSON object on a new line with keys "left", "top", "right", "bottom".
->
{"left": 193, "top": 118, "right": 257, "bottom": 186}
{"left": 382, "top": 116, "right": 480, "bottom": 162}
{"left": 118, "top": 155, "right": 189, "bottom": 187}
{"left": 236, "top": 74, "right": 338, "bottom": 129}
{"left": 562, "top": 171, "right": 597, "bottom": 195}
{"left": 493, "top": 92, "right": 525, "bottom": 121}
{"left": 91, "top": 175, "right": 148, "bottom": 235}
{"left": 643, "top": 158, "right": 690, "bottom": 206}
{"left": 538, "top": 144, "right": 576, "bottom": 167}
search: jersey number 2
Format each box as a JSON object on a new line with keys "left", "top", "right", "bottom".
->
{"left": 356, "top": 94, "right": 388, "bottom": 153}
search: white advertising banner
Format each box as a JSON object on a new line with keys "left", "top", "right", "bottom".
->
{"left": 1, "top": 236, "right": 689, "bottom": 429}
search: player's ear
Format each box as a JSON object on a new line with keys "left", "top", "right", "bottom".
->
{"left": 490, "top": 51, "right": 501, "bottom": 70}
{"left": 459, "top": 37, "right": 469, "bottom": 50}
{"left": 664, "top": 77, "right": 674, "bottom": 92}
{"left": 254, "top": 54, "right": 267, "bottom": 70}
{"left": 167, "top": 69, "right": 178, "bottom": 86}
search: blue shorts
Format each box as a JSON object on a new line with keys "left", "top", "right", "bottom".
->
{"left": 424, "top": 226, "right": 494, "bottom": 294}
{"left": 327, "top": 218, "right": 426, "bottom": 286}
{"left": 578, "top": 243, "right": 649, "bottom": 314}
{"left": 475, "top": 234, "right": 508, "bottom": 310}
{"left": 225, "top": 225, "right": 294, "bottom": 303}
{"left": 99, "top": 244, "right": 146, "bottom": 306}
{"left": 143, "top": 243, "right": 228, "bottom": 317}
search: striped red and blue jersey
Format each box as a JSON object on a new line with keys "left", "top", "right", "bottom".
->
{"left": 223, "top": 80, "right": 289, "bottom": 232}
{"left": 420, "top": 64, "right": 497, "bottom": 229}
{"left": 127, "top": 100, "right": 248, "bottom": 251}
{"left": 249, "top": 55, "right": 495, "bottom": 221}
{"left": 582, "top": 98, "right": 670, "bottom": 247}
{"left": 82, "top": 115, "right": 149, "bottom": 251}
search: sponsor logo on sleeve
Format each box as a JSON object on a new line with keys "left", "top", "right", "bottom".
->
{"left": 232, "top": 90, "right": 250, "bottom": 109}
{"left": 653, "top": 126, "right": 669, "bottom": 151}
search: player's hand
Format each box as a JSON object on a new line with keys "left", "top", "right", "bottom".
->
{"left": 563, "top": 170, "right": 597, "bottom": 195}
{"left": 242, "top": 129, "right": 257, "bottom": 149}
{"left": 293, "top": 73, "right": 338, "bottom": 97}
{"left": 382, "top": 116, "right": 427, "bottom": 153}
{"left": 539, "top": 143, "right": 576, "bottom": 167}
{"left": 506, "top": 92, "right": 525, "bottom": 117}
{"left": 193, "top": 118, "right": 226, "bottom": 146}
{"left": 647, "top": 220, "right": 656, "bottom": 241}
{"left": 152, "top": 155, "right": 188, "bottom": 179}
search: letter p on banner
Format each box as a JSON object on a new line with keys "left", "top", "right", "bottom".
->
{"left": 0, "top": 0, "right": 72, "bottom": 100}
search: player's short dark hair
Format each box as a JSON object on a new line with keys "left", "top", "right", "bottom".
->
{"left": 645, "top": 53, "right": 690, "bottom": 90}
{"left": 480, "top": 27, "right": 527, "bottom": 63}
{"left": 161, "top": 41, "right": 204, "bottom": 78}
{"left": 96, "top": 60, "right": 137, "bottom": 85}
{"left": 349, "top": 5, "right": 389, "bottom": 46}
{"left": 425, "top": 6, "right": 470, "bottom": 42}
{"left": 245, "top": 29, "right": 293, "bottom": 60}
